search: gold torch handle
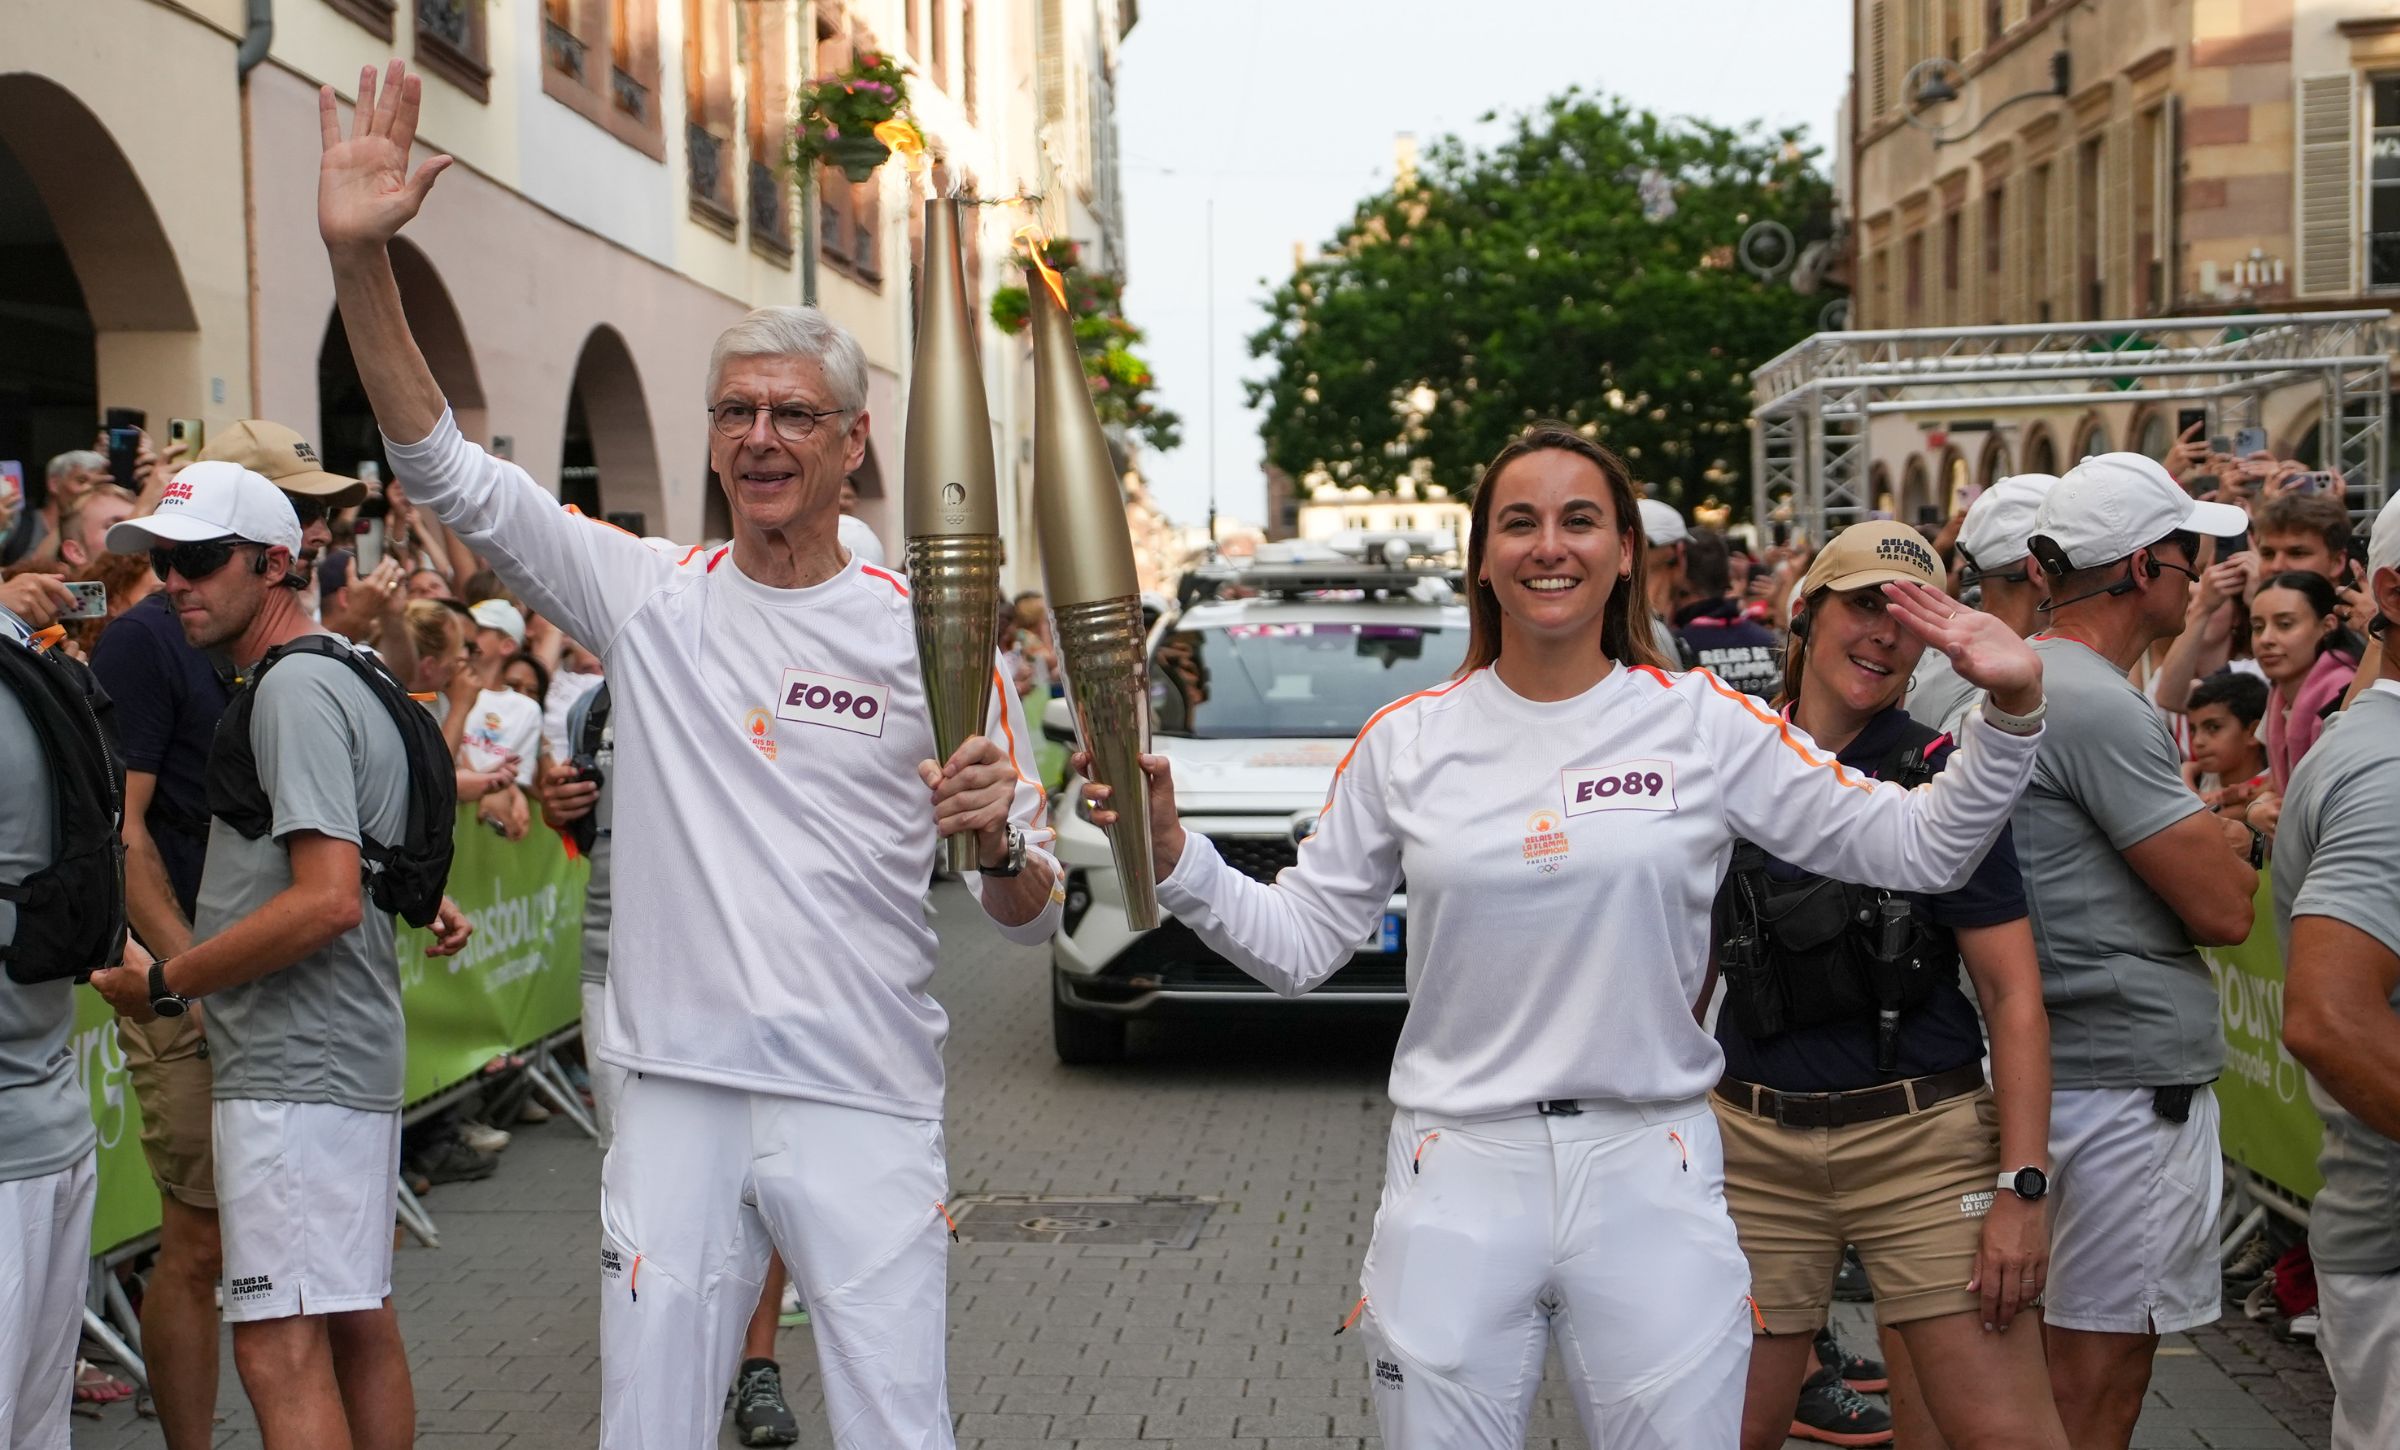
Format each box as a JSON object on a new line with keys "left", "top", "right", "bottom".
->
{"left": 1052, "top": 594, "right": 1158, "bottom": 930}
{"left": 907, "top": 534, "right": 1006, "bottom": 873}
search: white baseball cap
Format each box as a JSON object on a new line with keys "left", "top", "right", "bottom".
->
{"left": 469, "top": 598, "right": 527, "bottom": 647}
{"left": 2368, "top": 491, "right": 2400, "bottom": 580}
{"left": 105, "top": 460, "right": 304, "bottom": 558}
{"left": 1954, "top": 474, "right": 2059, "bottom": 577}
{"left": 1636, "top": 498, "right": 1689, "bottom": 547}
{"left": 2027, "top": 452, "right": 2249, "bottom": 575}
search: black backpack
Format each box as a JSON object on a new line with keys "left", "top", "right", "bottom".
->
{"left": 0, "top": 633, "right": 129, "bottom": 984}
{"left": 206, "top": 635, "right": 457, "bottom": 928}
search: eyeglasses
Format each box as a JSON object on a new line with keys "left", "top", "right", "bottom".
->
{"left": 708, "top": 401, "right": 848, "bottom": 444}
{"left": 149, "top": 539, "right": 253, "bottom": 583}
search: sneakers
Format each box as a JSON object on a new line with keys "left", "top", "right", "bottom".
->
{"left": 731, "top": 1358, "right": 800, "bottom": 1446}
{"left": 516, "top": 1098, "right": 553, "bottom": 1124}
{"left": 459, "top": 1120, "right": 512, "bottom": 1155}
{"left": 1832, "top": 1245, "right": 1874, "bottom": 1303}
{"left": 1790, "top": 1364, "right": 1894, "bottom": 1446}
{"left": 2223, "top": 1232, "right": 2276, "bottom": 1299}
{"left": 1814, "top": 1328, "right": 1888, "bottom": 1393}
{"left": 406, "top": 1137, "right": 497, "bottom": 1185}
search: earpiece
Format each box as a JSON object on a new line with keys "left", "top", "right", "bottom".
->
{"left": 1790, "top": 605, "right": 1811, "bottom": 640}
{"left": 2141, "top": 552, "right": 2162, "bottom": 581}
{"left": 252, "top": 550, "right": 273, "bottom": 576}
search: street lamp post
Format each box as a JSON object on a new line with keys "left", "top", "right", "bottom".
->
{"left": 1903, "top": 48, "right": 2070, "bottom": 149}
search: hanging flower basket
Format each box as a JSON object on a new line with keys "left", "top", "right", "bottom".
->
{"left": 822, "top": 132, "right": 893, "bottom": 183}
{"left": 787, "top": 51, "right": 916, "bottom": 183}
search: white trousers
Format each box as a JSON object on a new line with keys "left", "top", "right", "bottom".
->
{"left": 2320, "top": 1267, "right": 2400, "bottom": 1450}
{"left": 598, "top": 1074, "right": 953, "bottom": 1449}
{"left": 0, "top": 1154, "right": 95, "bottom": 1450}
{"left": 1358, "top": 1099, "right": 1753, "bottom": 1449}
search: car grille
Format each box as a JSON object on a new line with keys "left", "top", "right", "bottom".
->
{"left": 1209, "top": 834, "right": 1298, "bottom": 882}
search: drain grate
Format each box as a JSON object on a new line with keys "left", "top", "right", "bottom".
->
{"left": 945, "top": 1194, "right": 1215, "bottom": 1248}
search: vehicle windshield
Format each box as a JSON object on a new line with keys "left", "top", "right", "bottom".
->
{"left": 1149, "top": 621, "right": 1466, "bottom": 739}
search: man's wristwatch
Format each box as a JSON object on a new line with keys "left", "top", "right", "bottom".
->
{"left": 147, "top": 958, "right": 191, "bottom": 1019}
{"left": 2242, "top": 822, "right": 2267, "bottom": 870}
{"left": 1998, "top": 1165, "right": 2049, "bottom": 1202}
{"left": 978, "top": 824, "right": 1028, "bottom": 878}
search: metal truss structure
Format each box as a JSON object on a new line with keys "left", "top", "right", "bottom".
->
{"left": 1750, "top": 311, "right": 2392, "bottom": 540}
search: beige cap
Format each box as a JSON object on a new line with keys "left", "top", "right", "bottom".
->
{"left": 1801, "top": 521, "right": 1948, "bottom": 597}
{"left": 202, "top": 420, "right": 368, "bottom": 507}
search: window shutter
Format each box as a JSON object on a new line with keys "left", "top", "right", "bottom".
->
{"left": 2296, "top": 73, "right": 2359, "bottom": 297}
{"left": 2106, "top": 118, "right": 2133, "bottom": 315}
{"left": 1869, "top": 3, "right": 1890, "bottom": 119}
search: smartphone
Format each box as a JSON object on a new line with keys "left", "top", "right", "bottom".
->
{"left": 102, "top": 407, "right": 146, "bottom": 433}
{"left": 168, "top": 417, "right": 204, "bottom": 460}
{"left": 0, "top": 461, "right": 21, "bottom": 509}
{"left": 355, "top": 516, "right": 386, "bottom": 574}
{"left": 2293, "top": 470, "right": 2340, "bottom": 495}
{"left": 2233, "top": 426, "right": 2269, "bottom": 456}
{"left": 1771, "top": 520, "right": 1791, "bottom": 547}
{"left": 59, "top": 580, "right": 109, "bottom": 621}
{"left": 2176, "top": 407, "right": 2209, "bottom": 439}
{"left": 105, "top": 426, "right": 142, "bottom": 491}
{"left": 2209, "top": 435, "right": 2233, "bottom": 457}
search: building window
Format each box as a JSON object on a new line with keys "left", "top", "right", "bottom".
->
{"left": 1942, "top": 0, "right": 1963, "bottom": 61}
{"left": 2372, "top": 74, "right": 2400, "bottom": 289}
{"left": 2134, "top": 105, "right": 2166, "bottom": 312}
{"left": 545, "top": 0, "right": 665, "bottom": 159}
{"left": 747, "top": 2, "right": 792, "bottom": 260}
{"left": 930, "top": 0, "right": 949, "bottom": 93}
{"left": 962, "top": 0, "right": 977, "bottom": 120}
{"left": 1941, "top": 210, "right": 1962, "bottom": 317}
{"left": 1984, "top": 182, "right": 2004, "bottom": 274}
{"left": 414, "top": 0, "right": 491, "bottom": 102}
{"left": 685, "top": 0, "right": 736, "bottom": 228}
{"left": 905, "top": 0, "right": 920, "bottom": 56}
{"left": 1984, "top": 0, "right": 2005, "bottom": 47}
{"left": 325, "top": 0, "right": 396, "bottom": 41}
{"left": 1868, "top": 2, "right": 1891, "bottom": 118}
{"left": 1904, "top": 230, "right": 1925, "bottom": 320}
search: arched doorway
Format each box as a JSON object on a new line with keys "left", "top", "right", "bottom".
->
{"left": 2070, "top": 411, "right": 2112, "bottom": 466}
{"left": 1869, "top": 461, "right": 1895, "bottom": 520}
{"left": 319, "top": 238, "right": 485, "bottom": 487}
{"left": 1899, "top": 455, "right": 1930, "bottom": 522}
{"left": 1978, "top": 432, "right": 2014, "bottom": 490}
{"left": 2131, "top": 407, "right": 2173, "bottom": 463}
{"left": 2021, "top": 424, "right": 2059, "bottom": 477}
{"left": 559, "top": 325, "right": 662, "bottom": 533}
{"left": 1938, "top": 446, "right": 1970, "bottom": 523}
{"left": 0, "top": 75, "right": 196, "bottom": 502}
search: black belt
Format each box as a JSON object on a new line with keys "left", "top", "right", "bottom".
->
{"left": 1714, "top": 1062, "right": 1986, "bottom": 1130}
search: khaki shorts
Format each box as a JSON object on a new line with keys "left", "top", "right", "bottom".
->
{"left": 1714, "top": 1085, "right": 2000, "bottom": 1333}
{"left": 118, "top": 1012, "right": 216, "bottom": 1210}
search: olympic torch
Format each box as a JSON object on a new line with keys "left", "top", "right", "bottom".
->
{"left": 904, "top": 196, "right": 1005, "bottom": 872}
{"left": 1026, "top": 247, "right": 1158, "bottom": 929}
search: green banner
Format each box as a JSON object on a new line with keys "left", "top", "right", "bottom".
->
{"left": 79, "top": 806, "right": 590, "bottom": 1257}
{"left": 393, "top": 805, "right": 588, "bottom": 1103}
{"left": 2203, "top": 873, "right": 2325, "bottom": 1201}
{"left": 71, "top": 986, "right": 165, "bottom": 1256}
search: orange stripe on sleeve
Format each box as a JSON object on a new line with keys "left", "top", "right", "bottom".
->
{"left": 989, "top": 666, "right": 1050, "bottom": 830}
{"left": 1322, "top": 673, "right": 1475, "bottom": 811}
{"left": 1686, "top": 668, "right": 1875, "bottom": 794}
{"left": 859, "top": 564, "right": 910, "bottom": 597}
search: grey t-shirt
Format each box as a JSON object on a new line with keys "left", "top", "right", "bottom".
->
{"left": 198, "top": 645, "right": 411, "bottom": 1113}
{"left": 565, "top": 684, "right": 613, "bottom": 986}
{"left": 2272, "top": 683, "right": 2400, "bottom": 1274}
{"left": 2015, "top": 636, "right": 2223, "bottom": 1088}
{"left": 0, "top": 644, "right": 96, "bottom": 1182}
{"left": 1907, "top": 649, "right": 1984, "bottom": 738}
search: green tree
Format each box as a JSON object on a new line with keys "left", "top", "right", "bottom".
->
{"left": 1247, "top": 91, "right": 1834, "bottom": 513}
{"left": 991, "top": 238, "right": 1184, "bottom": 454}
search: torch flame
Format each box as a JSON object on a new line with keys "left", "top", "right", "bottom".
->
{"left": 872, "top": 118, "right": 927, "bottom": 174}
{"left": 1018, "top": 225, "right": 1068, "bottom": 308}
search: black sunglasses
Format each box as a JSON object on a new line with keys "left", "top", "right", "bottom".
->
{"left": 149, "top": 538, "right": 254, "bottom": 583}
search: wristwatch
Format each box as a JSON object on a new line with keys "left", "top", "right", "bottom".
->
{"left": 2242, "top": 822, "right": 2267, "bottom": 870}
{"left": 978, "top": 824, "right": 1028, "bottom": 878}
{"left": 1980, "top": 696, "right": 2048, "bottom": 737}
{"left": 147, "top": 958, "right": 191, "bottom": 1019}
{"left": 1998, "top": 1165, "right": 2049, "bottom": 1202}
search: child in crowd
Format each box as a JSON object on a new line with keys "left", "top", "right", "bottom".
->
{"left": 2181, "top": 670, "right": 2270, "bottom": 816}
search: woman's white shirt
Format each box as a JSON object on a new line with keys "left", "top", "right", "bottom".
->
{"left": 1156, "top": 663, "right": 2041, "bottom": 1117}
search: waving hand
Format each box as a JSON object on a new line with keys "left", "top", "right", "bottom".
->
{"left": 319, "top": 60, "right": 452, "bottom": 251}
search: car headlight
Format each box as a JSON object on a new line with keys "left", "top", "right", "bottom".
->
{"left": 1063, "top": 869, "right": 1093, "bottom": 936}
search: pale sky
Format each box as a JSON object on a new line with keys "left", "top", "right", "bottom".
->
{"left": 1116, "top": 0, "right": 1855, "bottom": 529}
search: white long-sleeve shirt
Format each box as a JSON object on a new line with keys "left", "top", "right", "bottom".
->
{"left": 1157, "top": 663, "right": 2040, "bottom": 1117}
{"left": 386, "top": 412, "right": 1058, "bottom": 1119}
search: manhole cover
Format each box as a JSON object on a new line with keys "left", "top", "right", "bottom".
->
{"left": 946, "top": 1194, "right": 1214, "bottom": 1248}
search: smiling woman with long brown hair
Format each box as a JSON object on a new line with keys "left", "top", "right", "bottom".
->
{"left": 1084, "top": 423, "right": 2052, "bottom": 1450}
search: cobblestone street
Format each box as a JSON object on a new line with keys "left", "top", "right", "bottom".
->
{"left": 73, "top": 884, "right": 2333, "bottom": 1449}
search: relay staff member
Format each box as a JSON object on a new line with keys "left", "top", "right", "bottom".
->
{"left": 2277, "top": 494, "right": 2400, "bottom": 1450}
{"left": 1709, "top": 524, "right": 2064, "bottom": 1450}
{"left": 1086, "top": 426, "right": 2047, "bottom": 1450}
{"left": 317, "top": 63, "right": 1060, "bottom": 1449}
{"left": 2016, "top": 453, "right": 2258, "bottom": 1450}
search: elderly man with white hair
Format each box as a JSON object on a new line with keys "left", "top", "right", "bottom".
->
{"left": 317, "top": 61, "right": 1059, "bottom": 1449}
